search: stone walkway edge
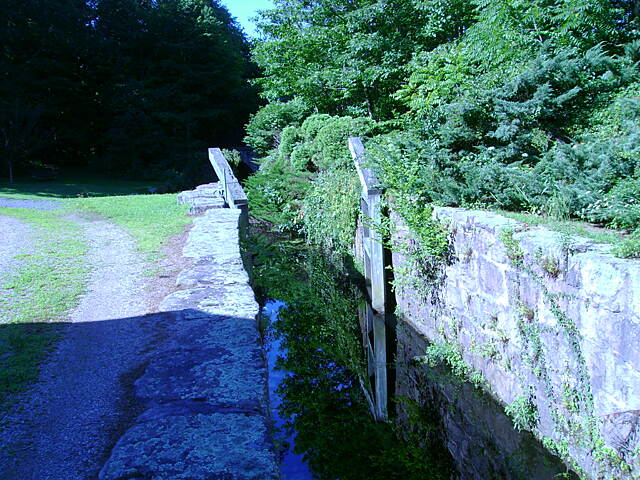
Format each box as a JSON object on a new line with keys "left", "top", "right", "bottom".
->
{"left": 99, "top": 187, "right": 279, "bottom": 480}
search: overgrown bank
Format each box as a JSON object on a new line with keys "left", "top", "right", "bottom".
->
{"left": 243, "top": 2, "right": 640, "bottom": 479}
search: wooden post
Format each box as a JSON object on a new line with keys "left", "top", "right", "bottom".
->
{"left": 349, "top": 136, "right": 388, "bottom": 421}
{"left": 208, "top": 147, "right": 249, "bottom": 233}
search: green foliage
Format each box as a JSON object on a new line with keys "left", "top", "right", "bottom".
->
{"left": 244, "top": 99, "right": 310, "bottom": 156}
{"left": 368, "top": 45, "right": 640, "bottom": 237}
{"left": 302, "top": 169, "right": 361, "bottom": 254}
{"left": 500, "top": 229, "right": 525, "bottom": 265}
{"left": 581, "top": 177, "right": 640, "bottom": 230}
{"left": 253, "top": 0, "right": 473, "bottom": 120}
{"left": 367, "top": 133, "right": 449, "bottom": 258}
{"left": 505, "top": 392, "right": 539, "bottom": 431}
{"left": 613, "top": 231, "right": 640, "bottom": 258}
{"left": 417, "top": 341, "right": 486, "bottom": 388}
{"left": 540, "top": 255, "right": 561, "bottom": 277}
{"left": 250, "top": 0, "right": 640, "bottom": 267}
{"left": 221, "top": 149, "right": 242, "bottom": 169}
{"left": 245, "top": 168, "right": 313, "bottom": 233}
{"left": 0, "top": 0, "right": 258, "bottom": 182}
{"left": 246, "top": 114, "right": 374, "bottom": 251}
{"left": 0, "top": 105, "right": 53, "bottom": 183}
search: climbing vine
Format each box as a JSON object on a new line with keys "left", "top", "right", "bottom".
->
{"left": 498, "top": 227, "right": 632, "bottom": 478}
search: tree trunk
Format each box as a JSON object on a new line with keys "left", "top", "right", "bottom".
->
{"left": 8, "top": 160, "right": 13, "bottom": 184}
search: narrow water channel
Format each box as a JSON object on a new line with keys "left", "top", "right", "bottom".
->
{"left": 251, "top": 234, "right": 577, "bottom": 480}
{"left": 264, "top": 299, "right": 314, "bottom": 479}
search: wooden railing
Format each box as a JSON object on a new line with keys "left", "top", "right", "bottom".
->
{"left": 208, "top": 147, "right": 248, "bottom": 231}
{"left": 349, "top": 136, "right": 388, "bottom": 421}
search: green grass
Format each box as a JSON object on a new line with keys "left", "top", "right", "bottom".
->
{"left": 497, "top": 211, "right": 640, "bottom": 258}
{"left": 497, "top": 211, "right": 627, "bottom": 245}
{"left": 67, "top": 194, "right": 190, "bottom": 258}
{"left": 0, "top": 208, "right": 89, "bottom": 406}
{"left": 0, "top": 172, "right": 162, "bottom": 200}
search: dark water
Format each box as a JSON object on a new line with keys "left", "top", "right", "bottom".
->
{"left": 252, "top": 236, "right": 576, "bottom": 480}
{"left": 264, "top": 300, "right": 314, "bottom": 480}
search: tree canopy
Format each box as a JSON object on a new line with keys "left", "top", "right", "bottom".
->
{"left": 0, "top": 0, "right": 258, "bottom": 184}
{"left": 245, "top": 0, "right": 640, "bottom": 257}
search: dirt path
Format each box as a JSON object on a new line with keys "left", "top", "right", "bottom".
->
{"left": 0, "top": 218, "right": 173, "bottom": 479}
{"left": 0, "top": 198, "right": 60, "bottom": 211}
{"left": 0, "top": 216, "right": 34, "bottom": 301}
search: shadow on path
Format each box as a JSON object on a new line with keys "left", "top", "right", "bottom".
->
{"left": 0, "top": 308, "right": 277, "bottom": 480}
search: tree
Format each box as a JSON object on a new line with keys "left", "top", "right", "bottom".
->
{"left": 253, "top": 0, "right": 473, "bottom": 120}
{"left": 0, "top": 0, "right": 258, "bottom": 182}
{"left": 0, "top": 105, "right": 52, "bottom": 183}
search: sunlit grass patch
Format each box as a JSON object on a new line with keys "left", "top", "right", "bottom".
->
{"left": 497, "top": 210, "right": 626, "bottom": 245}
{"left": 67, "top": 193, "right": 190, "bottom": 258}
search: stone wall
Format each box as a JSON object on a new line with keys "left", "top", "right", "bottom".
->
{"left": 396, "top": 321, "right": 575, "bottom": 480}
{"left": 99, "top": 196, "right": 279, "bottom": 479}
{"left": 391, "top": 207, "right": 640, "bottom": 480}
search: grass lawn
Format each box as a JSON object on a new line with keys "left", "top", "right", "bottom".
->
{"left": 68, "top": 194, "right": 190, "bottom": 259}
{"left": 0, "top": 172, "right": 161, "bottom": 200}
{"left": 0, "top": 208, "right": 89, "bottom": 407}
{"left": 0, "top": 178, "right": 190, "bottom": 407}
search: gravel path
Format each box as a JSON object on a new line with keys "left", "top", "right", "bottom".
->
{"left": 0, "top": 219, "right": 163, "bottom": 480}
{"left": 0, "top": 216, "right": 34, "bottom": 279}
{"left": 0, "top": 216, "right": 35, "bottom": 304}
{"left": 0, "top": 198, "right": 60, "bottom": 211}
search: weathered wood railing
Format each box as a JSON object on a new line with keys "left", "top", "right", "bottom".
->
{"left": 208, "top": 147, "right": 248, "bottom": 231}
{"left": 349, "top": 136, "right": 388, "bottom": 421}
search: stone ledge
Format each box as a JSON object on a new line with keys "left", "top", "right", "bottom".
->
{"left": 99, "top": 403, "right": 278, "bottom": 480}
{"left": 99, "top": 191, "right": 278, "bottom": 480}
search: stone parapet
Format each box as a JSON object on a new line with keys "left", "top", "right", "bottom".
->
{"left": 99, "top": 197, "right": 278, "bottom": 479}
{"left": 392, "top": 207, "right": 640, "bottom": 479}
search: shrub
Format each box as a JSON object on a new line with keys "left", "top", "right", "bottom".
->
{"left": 505, "top": 392, "right": 539, "bottom": 432}
{"left": 245, "top": 168, "right": 312, "bottom": 232}
{"left": 613, "top": 231, "right": 640, "bottom": 258}
{"left": 302, "top": 169, "right": 361, "bottom": 253}
{"left": 244, "top": 99, "right": 310, "bottom": 156}
{"left": 581, "top": 178, "right": 640, "bottom": 230}
{"left": 369, "top": 44, "right": 640, "bottom": 233}
{"left": 245, "top": 114, "right": 374, "bottom": 249}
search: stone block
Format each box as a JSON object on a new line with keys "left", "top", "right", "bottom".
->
{"left": 99, "top": 403, "right": 279, "bottom": 480}
{"left": 478, "top": 256, "right": 507, "bottom": 296}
